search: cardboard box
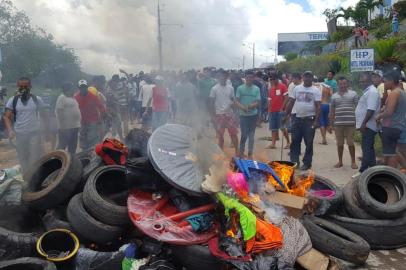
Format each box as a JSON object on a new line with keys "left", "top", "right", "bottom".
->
{"left": 297, "top": 248, "right": 330, "bottom": 270}
{"left": 266, "top": 191, "right": 308, "bottom": 218}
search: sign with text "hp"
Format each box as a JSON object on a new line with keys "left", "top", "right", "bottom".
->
{"left": 350, "top": 49, "right": 374, "bottom": 72}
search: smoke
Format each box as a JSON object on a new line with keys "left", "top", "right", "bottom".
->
{"left": 13, "top": 0, "right": 250, "bottom": 74}
{"left": 13, "top": 0, "right": 358, "bottom": 75}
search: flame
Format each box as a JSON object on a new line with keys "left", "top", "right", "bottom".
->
{"left": 268, "top": 162, "right": 314, "bottom": 197}
{"left": 268, "top": 162, "right": 295, "bottom": 191}
{"left": 290, "top": 171, "right": 315, "bottom": 197}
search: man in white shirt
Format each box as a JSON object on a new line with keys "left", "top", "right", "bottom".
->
{"left": 55, "top": 82, "right": 81, "bottom": 155}
{"left": 140, "top": 77, "right": 155, "bottom": 130}
{"left": 354, "top": 72, "right": 380, "bottom": 176}
{"left": 209, "top": 70, "right": 238, "bottom": 155}
{"left": 285, "top": 71, "right": 321, "bottom": 170}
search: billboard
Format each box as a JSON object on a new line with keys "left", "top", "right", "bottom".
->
{"left": 277, "top": 32, "right": 329, "bottom": 55}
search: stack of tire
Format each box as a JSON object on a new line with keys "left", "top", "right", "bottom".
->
{"left": 327, "top": 166, "right": 406, "bottom": 250}
{"left": 0, "top": 150, "right": 127, "bottom": 269}
{"left": 67, "top": 165, "right": 131, "bottom": 244}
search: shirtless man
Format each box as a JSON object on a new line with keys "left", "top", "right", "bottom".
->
{"left": 319, "top": 84, "right": 333, "bottom": 145}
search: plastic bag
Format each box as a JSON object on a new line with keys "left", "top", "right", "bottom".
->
{"left": 74, "top": 245, "right": 126, "bottom": 270}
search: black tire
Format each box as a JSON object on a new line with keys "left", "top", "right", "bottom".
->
{"left": 67, "top": 193, "right": 124, "bottom": 244}
{"left": 301, "top": 215, "right": 370, "bottom": 265}
{"left": 76, "top": 149, "right": 105, "bottom": 189}
{"left": 125, "top": 128, "right": 151, "bottom": 158}
{"left": 343, "top": 180, "right": 375, "bottom": 219}
{"left": 22, "top": 150, "right": 83, "bottom": 210}
{"left": 356, "top": 166, "right": 406, "bottom": 219}
{"left": 0, "top": 227, "right": 39, "bottom": 260}
{"left": 326, "top": 213, "right": 406, "bottom": 250}
{"left": 74, "top": 247, "right": 125, "bottom": 270}
{"left": 171, "top": 245, "right": 222, "bottom": 270}
{"left": 42, "top": 207, "right": 71, "bottom": 231}
{"left": 83, "top": 165, "right": 130, "bottom": 226}
{"left": 0, "top": 257, "right": 56, "bottom": 270}
{"left": 301, "top": 173, "right": 343, "bottom": 216}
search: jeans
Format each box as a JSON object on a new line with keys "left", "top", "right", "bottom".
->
{"left": 80, "top": 123, "right": 102, "bottom": 151}
{"left": 290, "top": 117, "right": 315, "bottom": 167}
{"left": 152, "top": 111, "right": 169, "bottom": 131}
{"left": 360, "top": 128, "right": 377, "bottom": 172}
{"left": 16, "top": 131, "right": 43, "bottom": 173}
{"left": 57, "top": 128, "right": 79, "bottom": 156}
{"left": 239, "top": 115, "right": 257, "bottom": 157}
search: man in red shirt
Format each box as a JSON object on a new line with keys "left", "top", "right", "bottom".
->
{"left": 75, "top": 79, "right": 107, "bottom": 150}
{"left": 146, "top": 76, "right": 170, "bottom": 131}
{"left": 268, "top": 73, "right": 290, "bottom": 149}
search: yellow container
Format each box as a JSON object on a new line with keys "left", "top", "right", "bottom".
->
{"left": 36, "top": 229, "right": 80, "bottom": 262}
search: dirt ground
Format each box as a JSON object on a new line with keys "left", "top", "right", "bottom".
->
{"left": 0, "top": 124, "right": 405, "bottom": 269}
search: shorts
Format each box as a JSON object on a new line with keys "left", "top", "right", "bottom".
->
{"left": 399, "top": 128, "right": 406, "bottom": 144}
{"left": 269, "top": 112, "right": 283, "bottom": 131}
{"left": 382, "top": 127, "right": 401, "bottom": 156}
{"left": 319, "top": 104, "right": 330, "bottom": 127}
{"left": 334, "top": 126, "right": 355, "bottom": 146}
{"left": 214, "top": 114, "right": 239, "bottom": 137}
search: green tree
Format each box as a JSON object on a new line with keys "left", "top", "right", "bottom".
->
{"left": 360, "top": 0, "right": 384, "bottom": 25}
{"left": 337, "top": 7, "right": 354, "bottom": 26}
{"left": 284, "top": 52, "right": 298, "bottom": 61}
{"left": 352, "top": 2, "right": 369, "bottom": 26}
{"left": 0, "top": 0, "right": 81, "bottom": 86}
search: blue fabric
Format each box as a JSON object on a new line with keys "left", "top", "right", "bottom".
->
{"left": 290, "top": 117, "right": 315, "bottom": 168}
{"left": 393, "top": 21, "right": 399, "bottom": 33}
{"left": 399, "top": 128, "right": 406, "bottom": 144}
{"left": 269, "top": 112, "right": 282, "bottom": 131}
{"left": 239, "top": 115, "right": 257, "bottom": 156}
{"left": 360, "top": 128, "right": 377, "bottom": 173}
{"left": 186, "top": 213, "right": 213, "bottom": 232}
{"left": 319, "top": 104, "right": 330, "bottom": 127}
{"left": 124, "top": 243, "right": 138, "bottom": 258}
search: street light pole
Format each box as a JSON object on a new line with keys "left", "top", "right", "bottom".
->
{"left": 252, "top": 42, "right": 255, "bottom": 69}
{"left": 242, "top": 55, "right": 245, "bottom": 70}
{"left": 157, "top": 0, "right": 163, "bottom": 71}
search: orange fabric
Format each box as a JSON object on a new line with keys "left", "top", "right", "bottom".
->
{"left": 95, "top": 138, "right": 128, "bottom": 165}
{"left": 246, "top": 218, "right": 283, "bottom": 254}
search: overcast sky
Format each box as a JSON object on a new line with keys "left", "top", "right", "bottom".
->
{"left": 14, "top": 0, "right": 358, "bottom": 75}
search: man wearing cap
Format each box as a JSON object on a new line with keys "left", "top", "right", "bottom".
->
{"left": 285, "top": 71, "right": 321, "bottom": 170}
{"left": 3, "top": 77, "right": 47, "bottom": 172}
{"left": 75, "top": 79, "right": 106, "bottom": 150}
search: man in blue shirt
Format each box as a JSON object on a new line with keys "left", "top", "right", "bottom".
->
{"left": 235, "top": 71, "right": 261, "bottom": 159}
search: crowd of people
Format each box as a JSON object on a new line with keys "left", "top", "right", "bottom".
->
{"left": 2, "top": 66, "right": 406, "bottom": 179}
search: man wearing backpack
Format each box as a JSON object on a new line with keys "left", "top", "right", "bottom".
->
{"left": 3, "top": 77, "right": 47, "bottom": 172}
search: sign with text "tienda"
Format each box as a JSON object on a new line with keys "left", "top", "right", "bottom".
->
{"left": 350, "top": 49, "right": 374, "bottom": 72}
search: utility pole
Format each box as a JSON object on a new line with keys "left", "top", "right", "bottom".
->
{"left": 252, "top": 42, "right": 255, "bottom": 69}
{"left": 157, "top": 0, "right": 163, "bottom": 71}
{"left": 242, "top": 55, "right": 245, "bottom": 71}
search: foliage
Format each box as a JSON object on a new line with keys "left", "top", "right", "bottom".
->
{"left": 360, "top": 0, "right": 384, "bottom": 24}
{"left": 331, "top": 27, "right": 353, "bottom": 42}
{"left": 323, "top": 8, "right": 339, "bottom": 23}
{"left": 393, "top": 1, "right": 406, "bottom": 20}
{"left": 0, "top": 0, "right": 82, "bottom": 86}
{"left": 368, "top": 38, "right": 399, "bottom": 63}
{"left": 276, "top": 53, "right": 348, "bottom": 79}
{"left": 284, "top": 52, "right": 298, "bottom": 61}
{"left": 328, "top": 60, "right": 342, "bottom": 74}
{"left": 337, "top": 7, "right": 354, "bottom": 26}
{"left": 352, "top": 2, "right": 369, "bottom": 26}
{"left": 372, "top": 21, "right": 392, "bottom": 39}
